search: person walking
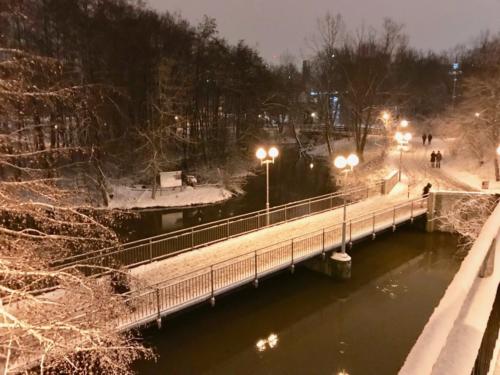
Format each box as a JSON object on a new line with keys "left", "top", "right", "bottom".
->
{"left": 422, "top": 182, "right": 432, "bottom": 198}
{"left": 430, "top": 151, "right": 436, "bottom": 168}
{"left": 428, "top": 133, "right": 433, "bottom": 145}
{"left": 422, "top": 133, "right": 427, "bottom": 145}
{"left": 436, "top": 150, "right": 442, "bottom": 168}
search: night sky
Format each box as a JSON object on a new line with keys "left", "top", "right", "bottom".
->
{"left": 147, "top": 0, "right": 500, "bottom": 62}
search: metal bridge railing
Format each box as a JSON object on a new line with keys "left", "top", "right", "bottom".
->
{"left": 51, "top": 182, "right": 384, "bottom": 272}
{"left": 116, "top": 197, "right": 427, "bottom": 331}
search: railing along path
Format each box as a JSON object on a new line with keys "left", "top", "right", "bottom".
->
{"left": 52, "top": 182, "right": 384, "bottom": 271}
{"left": 116, "top": 197, "right": 427, "bottom": 330}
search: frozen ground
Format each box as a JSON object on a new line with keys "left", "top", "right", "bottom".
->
{"left": 108, "top": 184, "right": 233, "bottom": 209}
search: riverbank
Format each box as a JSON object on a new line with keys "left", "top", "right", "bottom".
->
{"left": 108, "top": 184, "right": 234, "bottom": 209}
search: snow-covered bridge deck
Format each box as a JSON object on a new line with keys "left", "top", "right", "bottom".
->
{"left": 117, "top": 196, "right": 428, "bottom": 331}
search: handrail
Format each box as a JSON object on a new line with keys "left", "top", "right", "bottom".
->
{"left": 124, "top": 196, "right": 426, "bottom": 296}
{"left": 399, "top": 197, "right": 500, "bottom": 375}
{"left": 51, "top": 181, "right": 384, "bottom": 269}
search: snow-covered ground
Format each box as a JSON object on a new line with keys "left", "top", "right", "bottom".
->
{"left": 108, "top": 184, "right": 233, "bottom": 209}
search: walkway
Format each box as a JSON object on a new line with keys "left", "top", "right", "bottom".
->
{"left": 129, "top": 187, "right": 414, "bottom": 287}
{"left": 118, "top": 196, "right": 427, "bottom": 330}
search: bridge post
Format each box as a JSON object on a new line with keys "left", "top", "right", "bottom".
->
{"left": 149, "top": 239, "right": 153, "bottom": 262}
{"left": 210, "top": 266, "right": 215, "bottom": 307}
{"left": 392, "top": 207, "right": 396, "bottom": 231}
{"left": 372, "top": 213, "right": 376, "bottom": 239}
{"left": 253, "top": 252, "right": 259, "bottom": 287}
{"left": 321, "top": 229, "right": 326, "bottom": 259}
{"left": 330, "top": 252, "right": 352, "bottom": 280}
{"left": 156, "top": 288, "right": 162, "bottom": 329}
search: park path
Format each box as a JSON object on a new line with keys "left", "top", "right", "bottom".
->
{"left": 387, "top": 137, "right": 478, "bottom": 193}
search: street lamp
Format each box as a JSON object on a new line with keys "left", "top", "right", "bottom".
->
{"left": 334, "top": 153, "right": 359, "bottom": 254}
{"left": 400, "top": 119, "right": 409, "bottom": 128}
{"left": 256, "top": 146, "right": 279, "bottom": 225}
{"left": 395, "top": 131, "right": 412, "bottom": 181}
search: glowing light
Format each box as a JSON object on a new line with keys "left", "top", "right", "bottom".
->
{"left": 382, "top": 111, "right": 390, "bottom": 121}
{"left": 497, "top": 145, "right": 500, "bottom": 156}
{"left": 311, "top": 112, "right": 318, "bottom": 119}
{"left": 400, "top": 119, "right": 409, "bottom": 128}
{"left": 256, "top": 339, "right": 266, "bottom": 352}
{"left": 174, "top": 115, "right": 179, "bottom": 121}
{"left": 347, "top": 154, "right": 359, "bottom": 167}
{"left": 256, "top": 148, "right": 267, "bottom": 160}
{"left": 268, "top": 147, "right": 279, "bottom": 159}
{"left": 403, "top": 132, "right": 412, "bottom": 142}
{"left": 334, "top": 156, "right": 347, "bottom": 169}
{"left": 268, "top": 333, "right": 278, "bottom": 348}
{"left": 395, "top": 132, "right": 403, "bottom": 142}
{"left": 309, "top": 162, "right": 314, "bottom": 169}
{"left": 475, "top": 112, "right": 480, "bottom": 118}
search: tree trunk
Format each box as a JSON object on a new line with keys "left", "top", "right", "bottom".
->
{"left": 494, "top": 157, "right": 500, "bottom": 182}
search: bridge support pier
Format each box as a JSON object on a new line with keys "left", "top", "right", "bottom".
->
{"left": 304, "top": 251, "right": 351, "bottom": 280}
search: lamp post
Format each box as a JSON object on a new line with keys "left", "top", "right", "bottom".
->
{"left": 334, "top": 153, "right": 359, "bottom": 253}
{"left": 395, "top": 131, "right": 412, "bottom": 181}
{"left": 256, "top": 146, "right": 279, "bottom": 225}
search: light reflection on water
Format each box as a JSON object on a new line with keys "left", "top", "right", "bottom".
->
{"left": 134, "top": 220, "right": 460, "bottom": 375}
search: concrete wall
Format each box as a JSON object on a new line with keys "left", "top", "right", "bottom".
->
{"left": 382, "top": 170, "right": 399, "bottom": 195}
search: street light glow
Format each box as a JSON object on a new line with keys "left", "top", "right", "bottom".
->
{"left": 256, "top": 148, "right": 267, "bottom": 160}
{"left": 403, "top": 133, "right": 412, "bottom": 142}
{"left": 475, "top": 112, "right": 480, "bottom": 118}
{"left": 395, "top": 131, "right": 403, "bottom": 142}
{"left": 382, "top": 111, "right": 390, "bottom": 121}
{"left": 334, "top": 156, "right": 347, "bottom": 169}
{"left": 400, "top": 119, "right": 409, "bottom": 128}
{"left": 311, "top": 112, "right": 318, "bottom": 119}
{"left": 347, "top": 153, "right": 359, "bottom": 167}
{"left": 268, "top": 147, "right": 279, "bottom": 159}
{"left": 497, "top": 145, "right": 500, "bottom": 156}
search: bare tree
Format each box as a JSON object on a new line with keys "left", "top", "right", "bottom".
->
{"left": 440, "top": 195, "right": 499, "bottom": 247}
{"left": 309, "top": 12, "right": 345, "bottom": 155}
{"left": 451, "top": 72, "right": 500, "bottom": 181}
{"left": 0, "top": 48, "right": 151, "bottom": 373}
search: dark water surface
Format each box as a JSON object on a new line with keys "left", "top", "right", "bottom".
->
{"left": 134, "top": 226, "right": 460, "bottom": 375}
{"left": 119, "top": 146, "right": 334, "bottom": 241}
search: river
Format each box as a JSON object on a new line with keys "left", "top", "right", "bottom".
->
{"left": 119, "top": 146, "right": 334, "bottom": 241}
{"left": 133, "top": 225, "right": 460, "bottom": 375}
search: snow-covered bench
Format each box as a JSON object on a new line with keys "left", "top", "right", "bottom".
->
{"left": 160, "top": 171, "right": 183, "bottom": 191}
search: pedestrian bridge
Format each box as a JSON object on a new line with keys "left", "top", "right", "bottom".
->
{"left": 50, "top": 175, "right": 430, "bottom": 332}
{"left": 116, "top": 196, "right": 427, "bottom": 331}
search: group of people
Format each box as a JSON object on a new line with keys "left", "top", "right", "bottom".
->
{"left": 422, "top": 133, "right": 433, "bottom": 145}
{"left": 430, "top": 150, "right": 443, "bottom": 168}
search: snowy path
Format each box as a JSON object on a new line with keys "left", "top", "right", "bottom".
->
{"left": 387, "top": 138, "right": 479, "bottom": 193}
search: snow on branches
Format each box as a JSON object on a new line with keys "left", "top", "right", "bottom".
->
{"left": 439, "top": 194, "right": 499, "bottom": 248}
{"left": 0, "top": 49, "right": 151, "bottom": 373}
